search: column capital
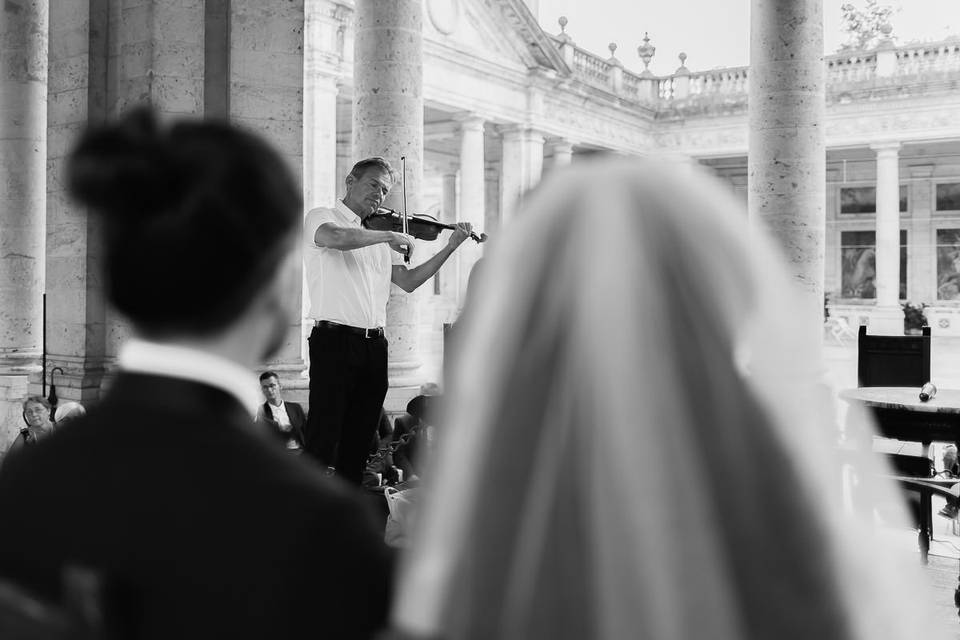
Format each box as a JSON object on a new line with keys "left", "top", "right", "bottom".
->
{"left": 499, "top": 124, "right": 544, "bottom": 142}
{"left": 545, "top": 137, "right": 574, "bottom": 152}
{"left": 869, "top": 141, "right": 902, "bottom": 153}
{"left": 453, "top": 113, "right": 485, "bottom": 131}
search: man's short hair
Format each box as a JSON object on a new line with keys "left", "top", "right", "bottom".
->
{"left": 259, "top": 370, "right": 280, "bottom": 383}
{"left": 347, "top": 157, "right": 396, "bottom": 183}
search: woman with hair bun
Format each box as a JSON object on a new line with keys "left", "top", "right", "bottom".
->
{"left": 0, "top": 108, "right": 393, "bottom": 639}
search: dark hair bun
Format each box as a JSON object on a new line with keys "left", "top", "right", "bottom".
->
{"left": 67, "top": 107, "right": 177, "bottom": 223}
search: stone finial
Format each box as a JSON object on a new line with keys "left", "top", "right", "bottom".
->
{"left": 675, "top": 52, "right": 689, "bottom": 74}
{"left": 876, "top": 22, "right": 895, "bottom": 49}
{"left": 557, "top": 15, "right": 573, "bottom": 44}
{"left": 608, "top": 42, "right": 623, "bottom": 67}
{"left": 637, "top": 32, "right": 656, "bottom": 77}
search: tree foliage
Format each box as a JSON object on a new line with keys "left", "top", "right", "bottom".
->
{"left": 839, "top": 0, "right": 900, "bottom": 51}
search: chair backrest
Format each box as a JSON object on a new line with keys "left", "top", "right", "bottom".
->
{"left": 857, "top": 324, "right": 931, "bottom": 388}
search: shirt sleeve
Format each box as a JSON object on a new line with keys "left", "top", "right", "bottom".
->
{"left": 391, "top": 247, "right": 406, "bottom": 267}
{"left": 304, "top": 208, "right": 338, "bottom": 247}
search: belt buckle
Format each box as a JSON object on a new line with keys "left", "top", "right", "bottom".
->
{"left": 365, "top": 327, "right": 377, "bottom": 339}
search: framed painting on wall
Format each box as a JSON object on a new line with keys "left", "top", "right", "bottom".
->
{"left": 839, "top": 185, "right": 908, "bottom": 214}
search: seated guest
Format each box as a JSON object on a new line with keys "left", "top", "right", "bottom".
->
{"left": 0, "top": 108, "right": 392, "bottom": 639}
{"left": 364, "top": 408, "right": 396, "bottom": 488}
{"left": 392, "top": 389, "right": 440, "bottom": 483}
{"left": 390, "top": 157, "right": 940, "bottom": 639}
{"left": 255, "top": 370, "right": 306, "bottom": 452}
{"left": 6, "top": 396, "right": 55, "bottom": 457}
{"left": 53, "top": 401, "right": 86, "bottom": 427}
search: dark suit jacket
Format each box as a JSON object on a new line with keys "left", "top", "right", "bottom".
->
{"left": 0, "top": 373, "right": 393, "bottom": 639}
{"left": 256, "top": 400, "right": 306, "bottom": 450}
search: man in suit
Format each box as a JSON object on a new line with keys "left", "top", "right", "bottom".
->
{"left": 0, "top": 109, "right": 392, "bottom": 639}
{"left": 256, "top": 370, "right": 306, "bottom": 453}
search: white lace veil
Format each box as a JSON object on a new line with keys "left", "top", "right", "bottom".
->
{"left": 391, "top": 157, "right": 945, "bottom": 639}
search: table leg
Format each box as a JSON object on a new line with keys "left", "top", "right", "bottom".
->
{"left": 920, "top": 489, "right": 932, "bottom": 564}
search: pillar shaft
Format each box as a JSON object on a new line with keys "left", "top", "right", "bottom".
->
{"left": 230, "top": 0, "right": 307, "bottom": 376}
{"left": 41, "top": 0, "right": 110, "bottom": 414}
{"left": 440, "top": 172, "right": 459, "bottom": 303}
{"left": 500, "top": 126, "right": 544, "bottom": 222}
{"left": 304, "top": 1, "right": 339, "bottom": 210}
{"left": 354, "top": 0, "right": 424, "bottom": 396}
{"left": 874, "top": 143, "right": 902, "bottom": 316}
{"left": 547, "top": 138, "right": 573, "bottom": 170}
{"left": 0, "top": 0, "right": 48, "bottom": 449}
{"left": 748, "top": 0, "right": 825, "bottom": 333}
{"left": 458, "top": 117, "right": 485, "bottom": 307}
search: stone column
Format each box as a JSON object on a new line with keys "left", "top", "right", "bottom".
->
{"left": 105, "top": 0, "right": 206, "bottom": 367}
{"left": 908, "top": 164, "right": 935, "bottom": 303}
{"left": 302, "top": 71, "right": 339, "bottom": 211}
{"left": 230, "top": 0, "right": 307, "bottom": 381}
{"left": 335, "top": 129, "right": 352, "bottom": 194}
{"left": 110, "top": 0, "right": 205, "bottom": 117}
{"left": 440, "top": 171, "right": 460, "bottom": 304}
{"left": 457, "top": 115, "right": 485, "bottom": 308}
{"left": 500, "top": 125, "right": 544, "bottom": 222}
{"left": 550, "top": 138, "right": 573, "bottom": 169}
{"left": 748, "top": 0, "right": 825, "bottom": 336}
{"left": 354, "top": 0, "right": 424, "bottom": 406}
{"left": 41, "top": 0, "right": 110, "bottom": 421}
{"left": 303, "top": 0, "right": 340, "bottom": 211}
{"left": 871, "top": 141, "right": 903, "bottom": 334}
{"left": 0, "top": 0, "right": 47, "bottom": 448}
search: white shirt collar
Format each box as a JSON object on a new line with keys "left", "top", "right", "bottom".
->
{"left": 337, "top": 199, "right": 362, "bottom": 222}
{"left": 118, "top": 339, "right": 261, "bottom": 417}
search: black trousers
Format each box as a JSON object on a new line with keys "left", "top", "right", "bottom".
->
{"left": 305, "top": 324, "right": 389, "bottom": 485}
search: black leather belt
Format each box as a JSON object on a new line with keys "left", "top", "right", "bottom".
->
{"left": 314, "top": 320, "right": 384, "bottom": 339}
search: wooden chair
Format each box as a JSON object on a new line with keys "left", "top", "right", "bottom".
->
{"left": 857, "top": 324, "right": 931, "bottom": 389}
{"left": 856, "top": 324, "right": 938, "bottom": 558}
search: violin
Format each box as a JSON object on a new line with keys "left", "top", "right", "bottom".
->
{"left": 363, "top": 207, "right": 487, "bottom": 244}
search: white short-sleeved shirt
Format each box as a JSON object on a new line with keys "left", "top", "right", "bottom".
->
{"left": 303, "top": 201, "right": 403, "bottom": 329}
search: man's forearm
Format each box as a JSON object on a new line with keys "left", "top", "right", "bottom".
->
{"left": 396, "top": 243, "right": 456, "bottom": 292}
{"left": 316, "top": 226, "right": 394, "bottom": 251}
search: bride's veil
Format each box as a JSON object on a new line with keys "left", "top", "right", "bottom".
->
{"left": 391, "top": 157, "right": 943, "bottom": 639}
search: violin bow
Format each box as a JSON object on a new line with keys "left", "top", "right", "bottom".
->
{"left": 400, "top": 155, "right": 410, "bottom": 264}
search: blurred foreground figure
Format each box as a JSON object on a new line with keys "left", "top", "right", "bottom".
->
{"left": 0, "top": 109, "right": 391, "bottom": 639}
{"left": 391, "top": 158, "right": 944, "bottom": 640}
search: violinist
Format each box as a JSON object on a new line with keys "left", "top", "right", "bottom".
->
{"left": 303, "top": 156, "right": 473, "bottom": 485}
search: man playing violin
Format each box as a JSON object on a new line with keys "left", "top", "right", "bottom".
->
{"left": 303, "top": 156, "right": 472, "bottom": 485}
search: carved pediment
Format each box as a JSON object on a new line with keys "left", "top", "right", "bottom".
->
{"left": 423, "top": 0, "right": 568, "bottom": 72}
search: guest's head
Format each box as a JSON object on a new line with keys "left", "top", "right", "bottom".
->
{"left": 393, "top": 157, "right": 934, "bottom": 639}
{"left": 21, "top": 396, "right": 52, "bottom": 430}
{"left": 418, "top": 382, "right": 440, "bottom": 397}
{"left": 259, "top": 371, "right": 283, "bottom": 406}
{"left": 66, "top": 107, "right": 301, "bottom": 363}
{"left": 53, "top": 401, "right": 86, "bottom": 426}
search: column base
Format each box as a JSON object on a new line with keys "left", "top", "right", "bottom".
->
{"left": 868, "top": 305, "right": 906, "bottom": 336}
{"left": 0, "top": 373, "right": 32, "bottom": 453}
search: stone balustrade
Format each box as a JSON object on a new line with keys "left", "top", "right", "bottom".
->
{"left": 552, "top": 35, "right": 960, "bottom": 109}
{"left": 570, "top": 45, "right": 612, "bottom": 85}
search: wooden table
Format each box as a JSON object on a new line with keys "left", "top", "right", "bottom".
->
{"left": 839, "top": 387, "right": 960, "bottom": 448}
{"left": 840, "top": 386, "right": 960, "bottom": 619}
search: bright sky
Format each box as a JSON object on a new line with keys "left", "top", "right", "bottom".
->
{"left": 537, "top": 0, "right": 959, "bottom": 76}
